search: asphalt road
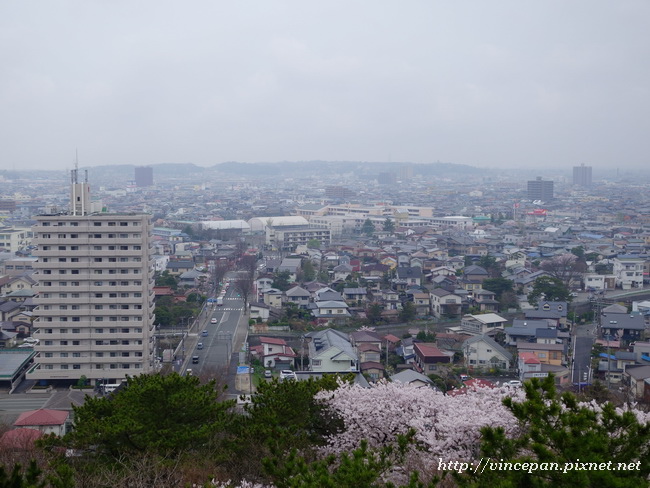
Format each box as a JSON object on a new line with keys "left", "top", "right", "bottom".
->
{"left": 572, "top": 324, "right": 595, "bottom": 385}
{"left": 189, "top": 285, "right": 245, "bottom": 377}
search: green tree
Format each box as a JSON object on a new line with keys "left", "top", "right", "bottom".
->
{"left": 399, "top": 301, "right": 416, "bottom": 323}
{"left": 272, "top": 270, "right": 293, "bottom": 291}
{"left": 155, "top": 270, "right": 178, "bottom": 290}
{"left": 478, "top": 255, "right": 500, "bottom": 277}
{"left": 222, "top": 375, "right": 350, "bottom": 481}
{"left": 307, "top": 239, "right": 321, "bottom": 249}
{"left": 416, "top": 330, "right": 436, "bottom": 342}
{"left": 302, "top": 259, "right": 316, "bottom": 281}
{"left": 62, "top": 373, "right": 234, "bottom": 457}
{"left": 366, "top": 303, "right": 384, "bottom": 325}
{"left": 361, "top": 219, "right": 375, "bottom": 237}
{"left": 482, "top": 277, "right": 514, "bottom": 300}
{"left": 263, "top": 434, "right": 431, "bottom": 488}
{"left": 527, "top": 276, "right": 570, "bottom": 307}
{"left": 382, "top": 218, "right": 395, "bottom": 234}
{"left": 459, "top": 375, "right": 650, "bottom": 487}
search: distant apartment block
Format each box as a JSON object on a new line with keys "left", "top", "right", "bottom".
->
{"left": 613, "top": 257, "right": 644, "bottom": 290}
{"left": 572, "top": 164, "right": 592, "bottom": 187}
{"left": 134, "top": 166, "right": 154, "bottom": 187}
{"left": 266, "top": 224, "right": 331, "bottom": 251}
{"left": 28, "top": 174, "right": 155, "bottom": 386}
{"left": 0, "top": 227, "right": 30, "bottom": 254}
{"left": 324, "top": 186, "right": 356, "bottom": 200}
{"left": 527, "top": 177, "right": 554, "bottom": 202}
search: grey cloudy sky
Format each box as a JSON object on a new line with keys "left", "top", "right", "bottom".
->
{"left": 1, "top": 1, "right": 649, "bottom": 171}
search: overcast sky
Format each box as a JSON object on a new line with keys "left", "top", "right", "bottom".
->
{"left": 1, "top": 1, "right": 649, "bottom": 172}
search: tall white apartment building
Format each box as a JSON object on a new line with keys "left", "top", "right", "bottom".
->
{"left": 27, "top": 175, "right": 155, "bottom": 386}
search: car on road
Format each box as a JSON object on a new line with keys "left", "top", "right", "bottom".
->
{"left": 197, "top": 342, "right": 203, "bottom": 350}
{"left": 264, "top": 370, "right": 272, "bottom": 378}
{"left": 202, "top": 330, "right": 208, "bottom": 337}
{"left": 192, "top": 356, "right": 199, "bottom": 364}
{"left": 279, "top": 370, "right": 297, "bottom": 381}
{"left": 211, "top": 318, "right": 217, "bottom": 324}
{"left": 505, "top": 380, "right": 522, "bottom": 387}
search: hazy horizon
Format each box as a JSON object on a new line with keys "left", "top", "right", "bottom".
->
{"left": 1, "top": 1, "right": 649, "bottom": 172}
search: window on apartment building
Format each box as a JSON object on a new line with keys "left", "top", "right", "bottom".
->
{"left": 95, "top": 328, "right": 103, "bottom": 333}
{"left": 60, "top": 353, "right": 68, "bottom": 358}
{"left": 44, "top": 353, "right": 53, "bottom": 358}
{"left": 73, "top": 365, "right": 81, "bottom": 370}
{"left": 94, "top": 222, "right": 102, "bottom": 226}
{"left": 72, "top": 328, "right": 80, "bottom": 333}
{"left": 44, "top": 340, "right": 53, "bottom": 345}
{"left": 73, "top": 352, "right": 80, "bottom": 357}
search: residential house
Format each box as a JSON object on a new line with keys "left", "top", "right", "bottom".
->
{"left": 598, "top": 351, "right": 636, "bottom": 384}
{"left": 459, "top": 313, "right": 508, "bottom": 336}
{"left": 516, "top": 342, "right": 566, "bottom": 366}
{"left": 393, "top": 266, "right": 422, "bottom": 290}
{"left": 430, "top": 288, "right": 462, "bottom": 319}
{"left": 263, "top": 288, "right": 284, "bottom": 308}
{"left": 623, "top": 365, "right": 650, "bottom": 401}
{"left": 601, "top": 311, "right": 646, "bottom": 343}
{"left": 305, "top": 329, "right": 358, "bottom": 373}
{"left": 13, "top": 409, "right": 70, "bottom": 436}
{"left": 613, "top": 256, "right": 644, "bottom": 289}
{"left": 253, "top": 337, "right": 296, "bottom": 370}
{"left": 470, "top": 288, "right": 499, "bottom": 313}
{"left": 525, "top": 301, "right": 569, "bottom": 329}
{"left": 462, "top": 335, "right": 513, "bottom": 371}
{"left": 285, "top": 286, "right": 311, "bottom": 309}
{"left": 408, "top": 290, "right": 431, "bottom": 316}
{"left": 249, "top": 301, "right": 271, "bottom": 322}
{"left": 390, "top": 369, "right": 434, "bottom": 388}
{"left": 413, "top": 342, "right": 453, "bottom": 374}
{"left": 518, "top": 352, "right": 545, "bottom": 381}
{"left": 332, "top": 263, "right": 353, "bottom": 281}
{"left": 343, "top": 287, "right": 368, "bottom": 306}
{"left": 165, "top": 260, "right": 195, "bottom": 276}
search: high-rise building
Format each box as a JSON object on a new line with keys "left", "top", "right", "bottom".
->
{"left": 28, "top": 170, "right": 155, "bottom": 386}
{"left": 527, "top": 177, "right": 554, "bottom": 202}
{"left": 134, "top": 166, "right": 154, "bottom": 187}
{"left": 572, "top": 164, "right": 592, "bottom": 187}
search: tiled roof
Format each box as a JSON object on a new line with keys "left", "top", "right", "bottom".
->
{"left": 14, "top": 409, "right": 68, "bottom": 427}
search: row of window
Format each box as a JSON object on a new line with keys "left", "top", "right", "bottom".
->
{"left": 40, "top": 245, "right": 142, "bottom": 251}
{"left": 41, "top": 304, "right": 142, "bottom": 310}
{"left": 41, "top": 281, "right": 143, "bottom": 286}
{"left": 44, "top": 351, "right": 142, "bottom": 357}
{"left": 41, "top": 257, "right": 142, "bottom": 263}
{"left": 40, "top": 233, "right": 141, "bottom": 239}
{"left": 41, "top": 364, "right": 143, "bottom": 370}
{"left": 41, "top": 328, "right": 144, "bottom": 334}
{"left": 42, "top": 269, "right": 140, "bottom": 274}
{"left": 41, "top": 221, "right": 140, "bottom": 227}
{"left": 41, "top": 316, "right": 143, "bottom": 322}
{"left": 40, "top": 292, "right": 144, "bottom": 298}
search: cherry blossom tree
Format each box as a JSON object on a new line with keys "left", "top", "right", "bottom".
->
{"left": 315, "top": 381, "right": 525, "bottom": 464}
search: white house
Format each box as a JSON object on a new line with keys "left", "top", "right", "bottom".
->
{"left": 306, "top": 329, "right": 358, "bottom": 373}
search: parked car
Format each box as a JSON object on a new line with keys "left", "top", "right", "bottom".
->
{"left": 460, "top": 374, "right": 470, "bottom": 381}
{"left": 279, "top": 370, "right": 297, "bottom": 381}
{"left": 505, "top": 380, "right": 522, "bottom": 387}
{"left": 264, "top": 370, "right": 272, "bottom": 378}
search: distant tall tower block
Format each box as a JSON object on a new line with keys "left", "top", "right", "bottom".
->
{"left": 572, "top": 164, "right": 592, "bottom": 187}
{"left": 135, "top": 166, "right": 154, "bottom": 187}
{"left": 28, "top": 171, "right": 155, "bottom": 387}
